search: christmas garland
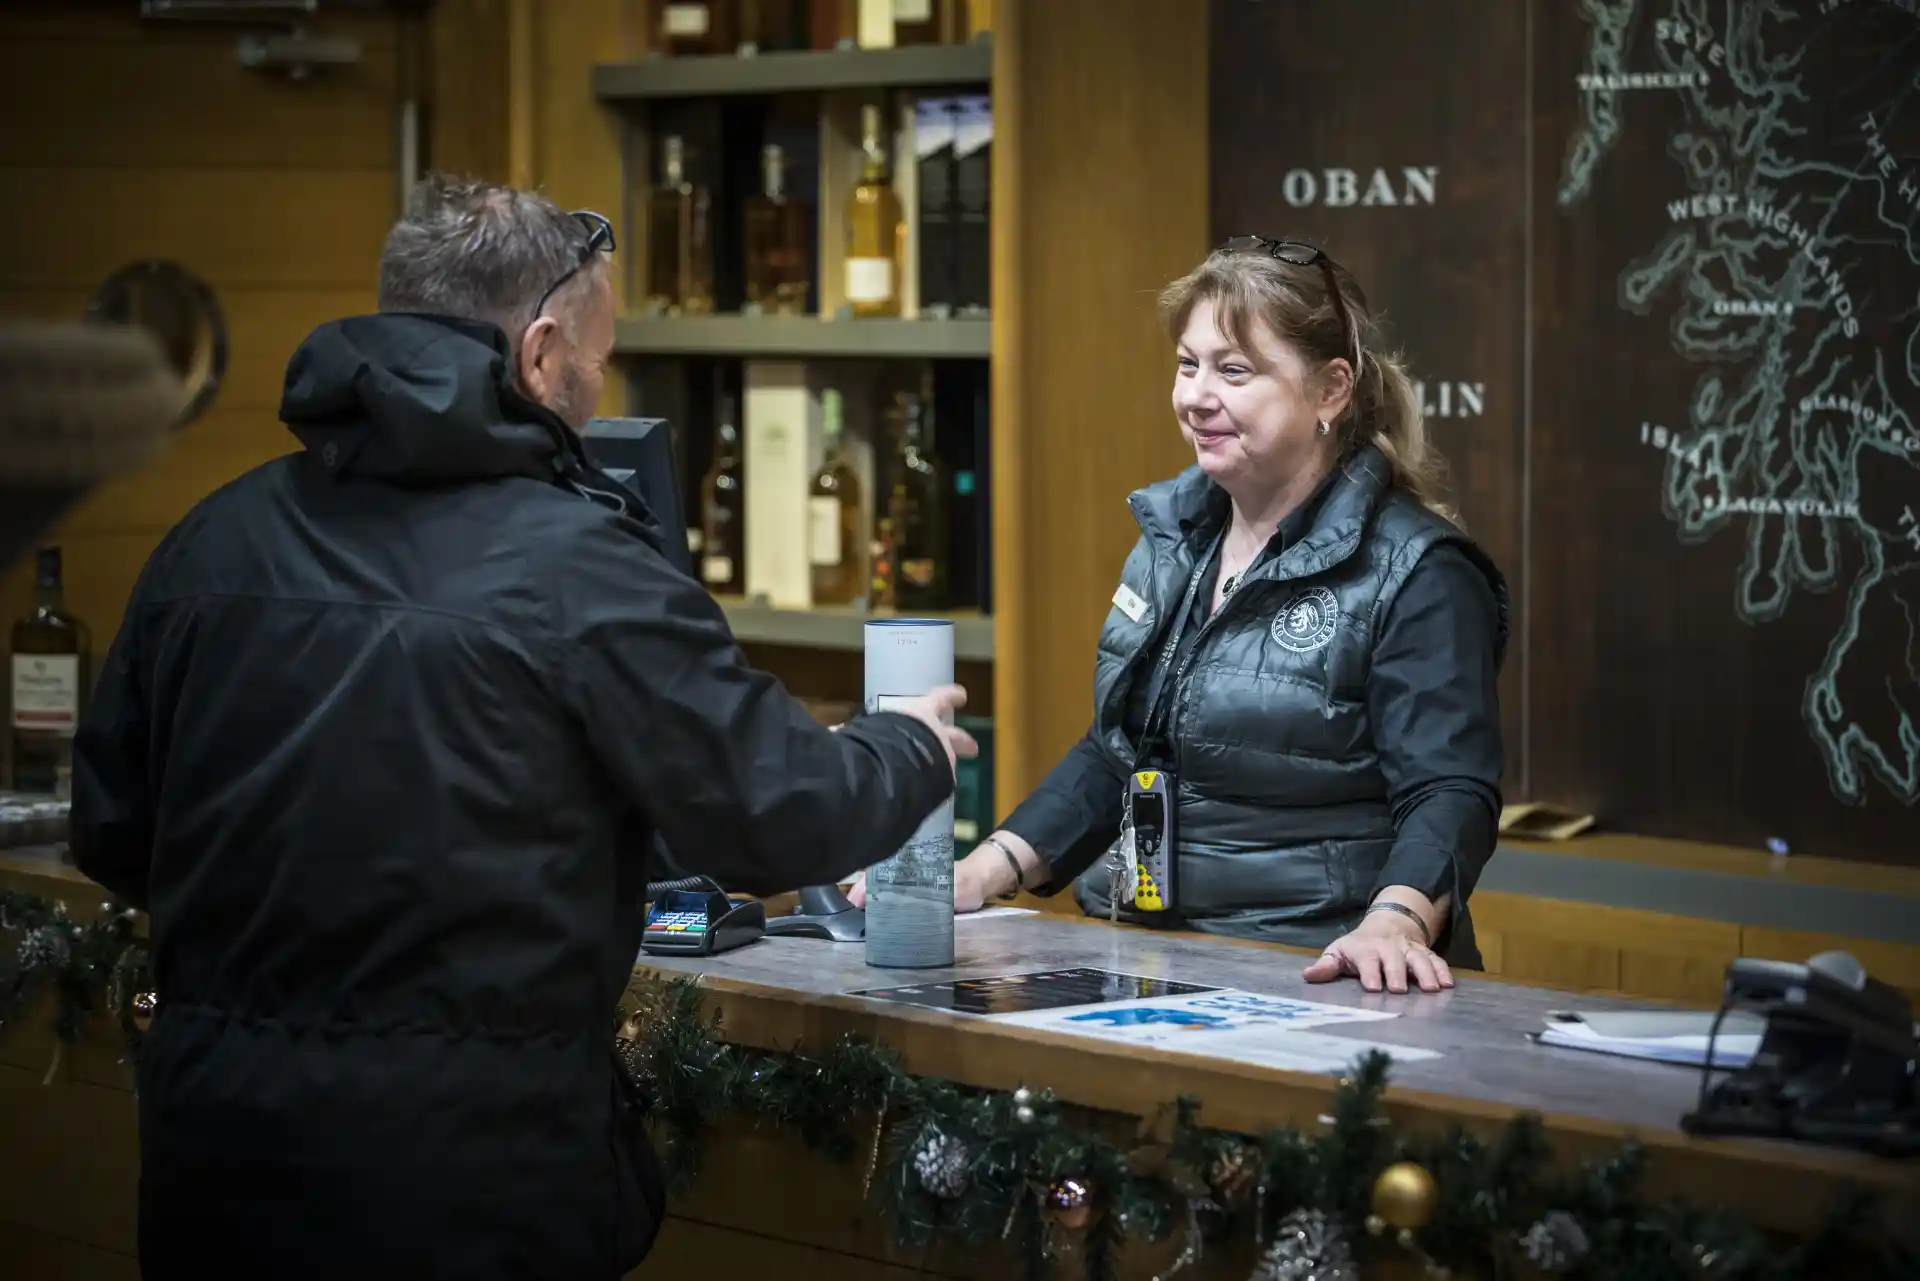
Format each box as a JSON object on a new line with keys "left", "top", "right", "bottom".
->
{"left": 0, "top": 891, "right": 1913, "bottom": 1280}
{"left": 0, "top": 890, "right": 150, "bottom": 1077}
{"left": 615, "top": 975, "right": 1916, "bottom": 1281}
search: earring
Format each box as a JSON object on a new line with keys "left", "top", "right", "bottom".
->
{"left": 1316, "top": 419, "right": 1331, "bottom": 437}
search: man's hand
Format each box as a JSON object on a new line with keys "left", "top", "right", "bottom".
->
{"left": 845, "top": 843, "right": 1004, "bottom": 913}
{"left": 884, "top": 683, "right": 978, "bottom": 772}
{"left": 1301, "top": 908, "right": 1453, "bottom": 994}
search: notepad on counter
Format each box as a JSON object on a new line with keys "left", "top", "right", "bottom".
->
{"left": 1533, "top": 1010, "right": 1764, "bottom": 1069}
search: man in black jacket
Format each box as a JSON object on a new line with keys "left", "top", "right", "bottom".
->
{"left": 68, "top": 175, "right": 971, "bottom": 1281}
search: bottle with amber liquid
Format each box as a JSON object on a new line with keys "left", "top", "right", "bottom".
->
{"left": 646, "top": 135, "right": 714, "bottom": 316}
{"left": 738, "top": 0, "right": 804, "bottom": 52}
{"left": 890, "top": 0, "right": 967, "bottom": 45}
{"left": 9, "top": 546, "right": 91, "bottom": 798}
{"left": 700, "top": 397, "right": 745, "bottom": 595}
{"left": 844, "top": 102, "right": 904, "bottom": 318}
{"left": 884, "top": 384, "right": 947, "bottom": 610}
{"left": 809, "top": 388, "right": 865, "bottom": 605}
{"left": 649, "top": 0, "right": 733, "bottom": 56}
{"left": 743, "top": 144, "right": 810, "bottom": 316}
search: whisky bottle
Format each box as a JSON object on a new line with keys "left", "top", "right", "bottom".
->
{"left": 738, "top": 0, "right": 804, "bottom": 52}
{"left": 649, "top": 0, "right": 733, "bottom": 56}
{"left": 809, "top": 388, "right": 865, "bottom": 606}
{"left": 809, "top": 0, "right": 857, "bottom": 49}
{"left": 743, "top": 144, "right": 810, "bottom": 316}
{"left": 9, "top": 546, "right": 91, "bottom": 798}
{"left": 700, "top": 398, "right": 745, "bottom": 595}
{"left": 844, "top": 103, "right": 904, "bottom": 319}
{"left": 890, "top": 0, "right": 965, "bottom": 45}
{"left": 884, "top": 383, "right": 947, "bottom": 610}
{"left": 645, "top": 135, "right": 715, "bottom": 316}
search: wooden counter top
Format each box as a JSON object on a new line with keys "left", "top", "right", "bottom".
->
{"left": 635, "top": 911, "right": 1918, "bottom": 1233}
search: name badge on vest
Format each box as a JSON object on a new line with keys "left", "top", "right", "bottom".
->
{"left": 1112, "top": 582, "right": 1149, "bottom": 623}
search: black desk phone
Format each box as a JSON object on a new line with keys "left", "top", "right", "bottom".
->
{"left": 640, "top": 877, "right": 766, "bottom": 957}
{"left": 1682, "top": 950, "right": 1917, "bottom": 1156}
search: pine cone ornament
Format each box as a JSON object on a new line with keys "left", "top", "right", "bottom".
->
{"left": 911, "top": 1127, "right": 971, "bottom": 1199}
{"left": 1520, "top": 1211, "right": 1590, "bottom": 1273}
{"left": 1250, "top": 1207, "right": 1355, "bottom": 1281}
{"left": 17, "top": 923, "right": 71, "bottom": 971}
{"left": 1208, "top": 1141, "right": 1259, "bottom": 1208}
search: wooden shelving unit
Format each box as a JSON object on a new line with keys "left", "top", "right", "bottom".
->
{"left": 591, "top": 39, "right": 993, "bottom": 101}
{"left": 599, "top": 31, "right": 997, "bottom": 667}
{"left": 717, "top": 598, "right": 994, "bottom": 662}
{"left": 613, "top": 315, "right": 990, "bottom": 359}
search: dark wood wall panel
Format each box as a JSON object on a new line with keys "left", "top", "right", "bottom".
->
{"left": 1209, "top": 0, "right": 1531, "bottom": 788}
{"left": 1530, "top": 1, "right": 1920, "bottom": 863}
{"left": 1212, "top": 0, "right": 1920, "bottom": 863}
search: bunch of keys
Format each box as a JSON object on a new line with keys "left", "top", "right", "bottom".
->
{"left": 1107, "top": 813, "right": 1141, "bottom": 923}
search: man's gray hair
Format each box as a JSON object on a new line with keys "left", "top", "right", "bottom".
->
{"left": 377, "top": 173, "right": 603, "bottom": 339}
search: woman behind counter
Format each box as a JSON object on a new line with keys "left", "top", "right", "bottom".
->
{"left": 854, "top": 237, "right": 1508, "bottom": 997}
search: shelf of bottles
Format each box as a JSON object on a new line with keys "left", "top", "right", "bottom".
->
{"left": 609, "top": 0, "right": 995, "bottom": 635}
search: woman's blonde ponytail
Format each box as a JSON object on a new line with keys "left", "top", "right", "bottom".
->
{"left": 1354, "top": 349, "right": 1458, "bottom": 526}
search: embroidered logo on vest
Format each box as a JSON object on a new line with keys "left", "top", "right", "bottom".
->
{"left": 1271, "top": 586, "right": 1340, "bottom": 653}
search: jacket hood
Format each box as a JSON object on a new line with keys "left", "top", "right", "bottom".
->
{"left": 279, "top": 313, "right": 578, "bottom": 485}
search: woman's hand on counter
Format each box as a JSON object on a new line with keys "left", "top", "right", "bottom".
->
{"left": 1301, "top": 907, "right": 1454, "bottom": 995}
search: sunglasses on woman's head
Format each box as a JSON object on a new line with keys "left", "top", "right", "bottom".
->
{"left": 1220, "top": 234, "right": 1358, "bottom": 369}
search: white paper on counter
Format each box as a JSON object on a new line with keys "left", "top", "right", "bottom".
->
{"left": 1533, "top": 1010, "right": 1763, "bottom": 1069}
{"left": 989, "top": 988, "right": 1440, "bottom": 1075}
{"left": 959, "top": 906, "right": 1039, "bottom": 921}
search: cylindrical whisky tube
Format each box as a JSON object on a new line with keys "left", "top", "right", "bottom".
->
{"left": 862, "top": 618, "right": 955, "bottom": 968}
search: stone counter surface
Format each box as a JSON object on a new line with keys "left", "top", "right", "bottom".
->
{"left": 637, "top": 909, "right": 1918, "bottom": 1228}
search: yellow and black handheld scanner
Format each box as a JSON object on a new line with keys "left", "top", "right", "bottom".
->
{"left": 1125, "top": 768, "right": 1177, "bottom": 913}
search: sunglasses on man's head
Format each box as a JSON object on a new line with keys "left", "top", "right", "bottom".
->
{"left": 533, "top": 210, "right": 617, "bottom": 320}
{"left": 1220, "top": 233, "right": 1358, "bottom": 368}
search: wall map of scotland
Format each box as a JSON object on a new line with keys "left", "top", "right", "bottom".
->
{"left": 1215, "top": 0, "right": 1916, "bottom": 860}
{"left": 1558, "top": 0, "right": 1919, "bottom": 812}
{"left": 1540, "top": 0, "right": 1918, "bottom": 857}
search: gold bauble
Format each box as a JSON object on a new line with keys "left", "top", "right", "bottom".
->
{"left": 1371, "top": 1160, "right": 1439, "bottom": 1231}
{"left": 130, "top": 990, "right": 158, "bottom": 1034}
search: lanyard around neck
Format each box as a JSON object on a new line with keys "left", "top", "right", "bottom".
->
{"left": 1131, "top": 530, "right": 1224, "bottom": 764}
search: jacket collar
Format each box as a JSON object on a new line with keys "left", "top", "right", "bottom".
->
{"left": 1127, "top": 446, "right": 1394, "bottom": 582}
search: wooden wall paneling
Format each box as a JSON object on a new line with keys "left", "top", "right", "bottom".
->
{"left": 1469, "top": 891, "right": 1742, "bottom": 1005}
{"left": 526, "top": 0, "right": 632, "bottom": 321}
{"left": 0, "top": 0, "right": 406, "bottom": 688}
{"left": 0, "top": 1, "right": 404, "bottom": 671}
{"left": 0, "top": 1221, "right": 139, "bottom": 1281}
{"left": 0, "top": 168, "right": 394, "bottom": 291}
{"left": 633, "top": 1217, "right": 970, "bottom": 1281}
{"left": 989, "top": 0, "right": 1210, "bottom": 830}
{"left": 1527, "top": 0, "right": 1920, "bottom": 862}
{"left": 0, "top": 18, "right": 400, "bottom": 171}
{"left": 0, "top": 1220, "right": 139, "bottom": 1281}
{"left": 427, "top": 0, "right": 514, "bottom": 183}
{"left": 1208, "top": 0, "right": 1531, "bottom": 794}
{"left": 0, "top": 1065, "right": 140, "bottom": 1258}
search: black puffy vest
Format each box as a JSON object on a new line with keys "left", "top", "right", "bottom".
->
{"left": 1072, "top": 447, "right": 1507, "bottom": 964}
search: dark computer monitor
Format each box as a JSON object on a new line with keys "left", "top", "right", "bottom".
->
{"left": 580, "top": 416, "right": 694, "bottom": 579}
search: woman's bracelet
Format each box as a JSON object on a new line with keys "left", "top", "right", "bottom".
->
{"left": 979, "top": 834, "right": 1026, "bottom": 899}
{"left": 1365, "top": 899, "right": 1432, "bottom": 946}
